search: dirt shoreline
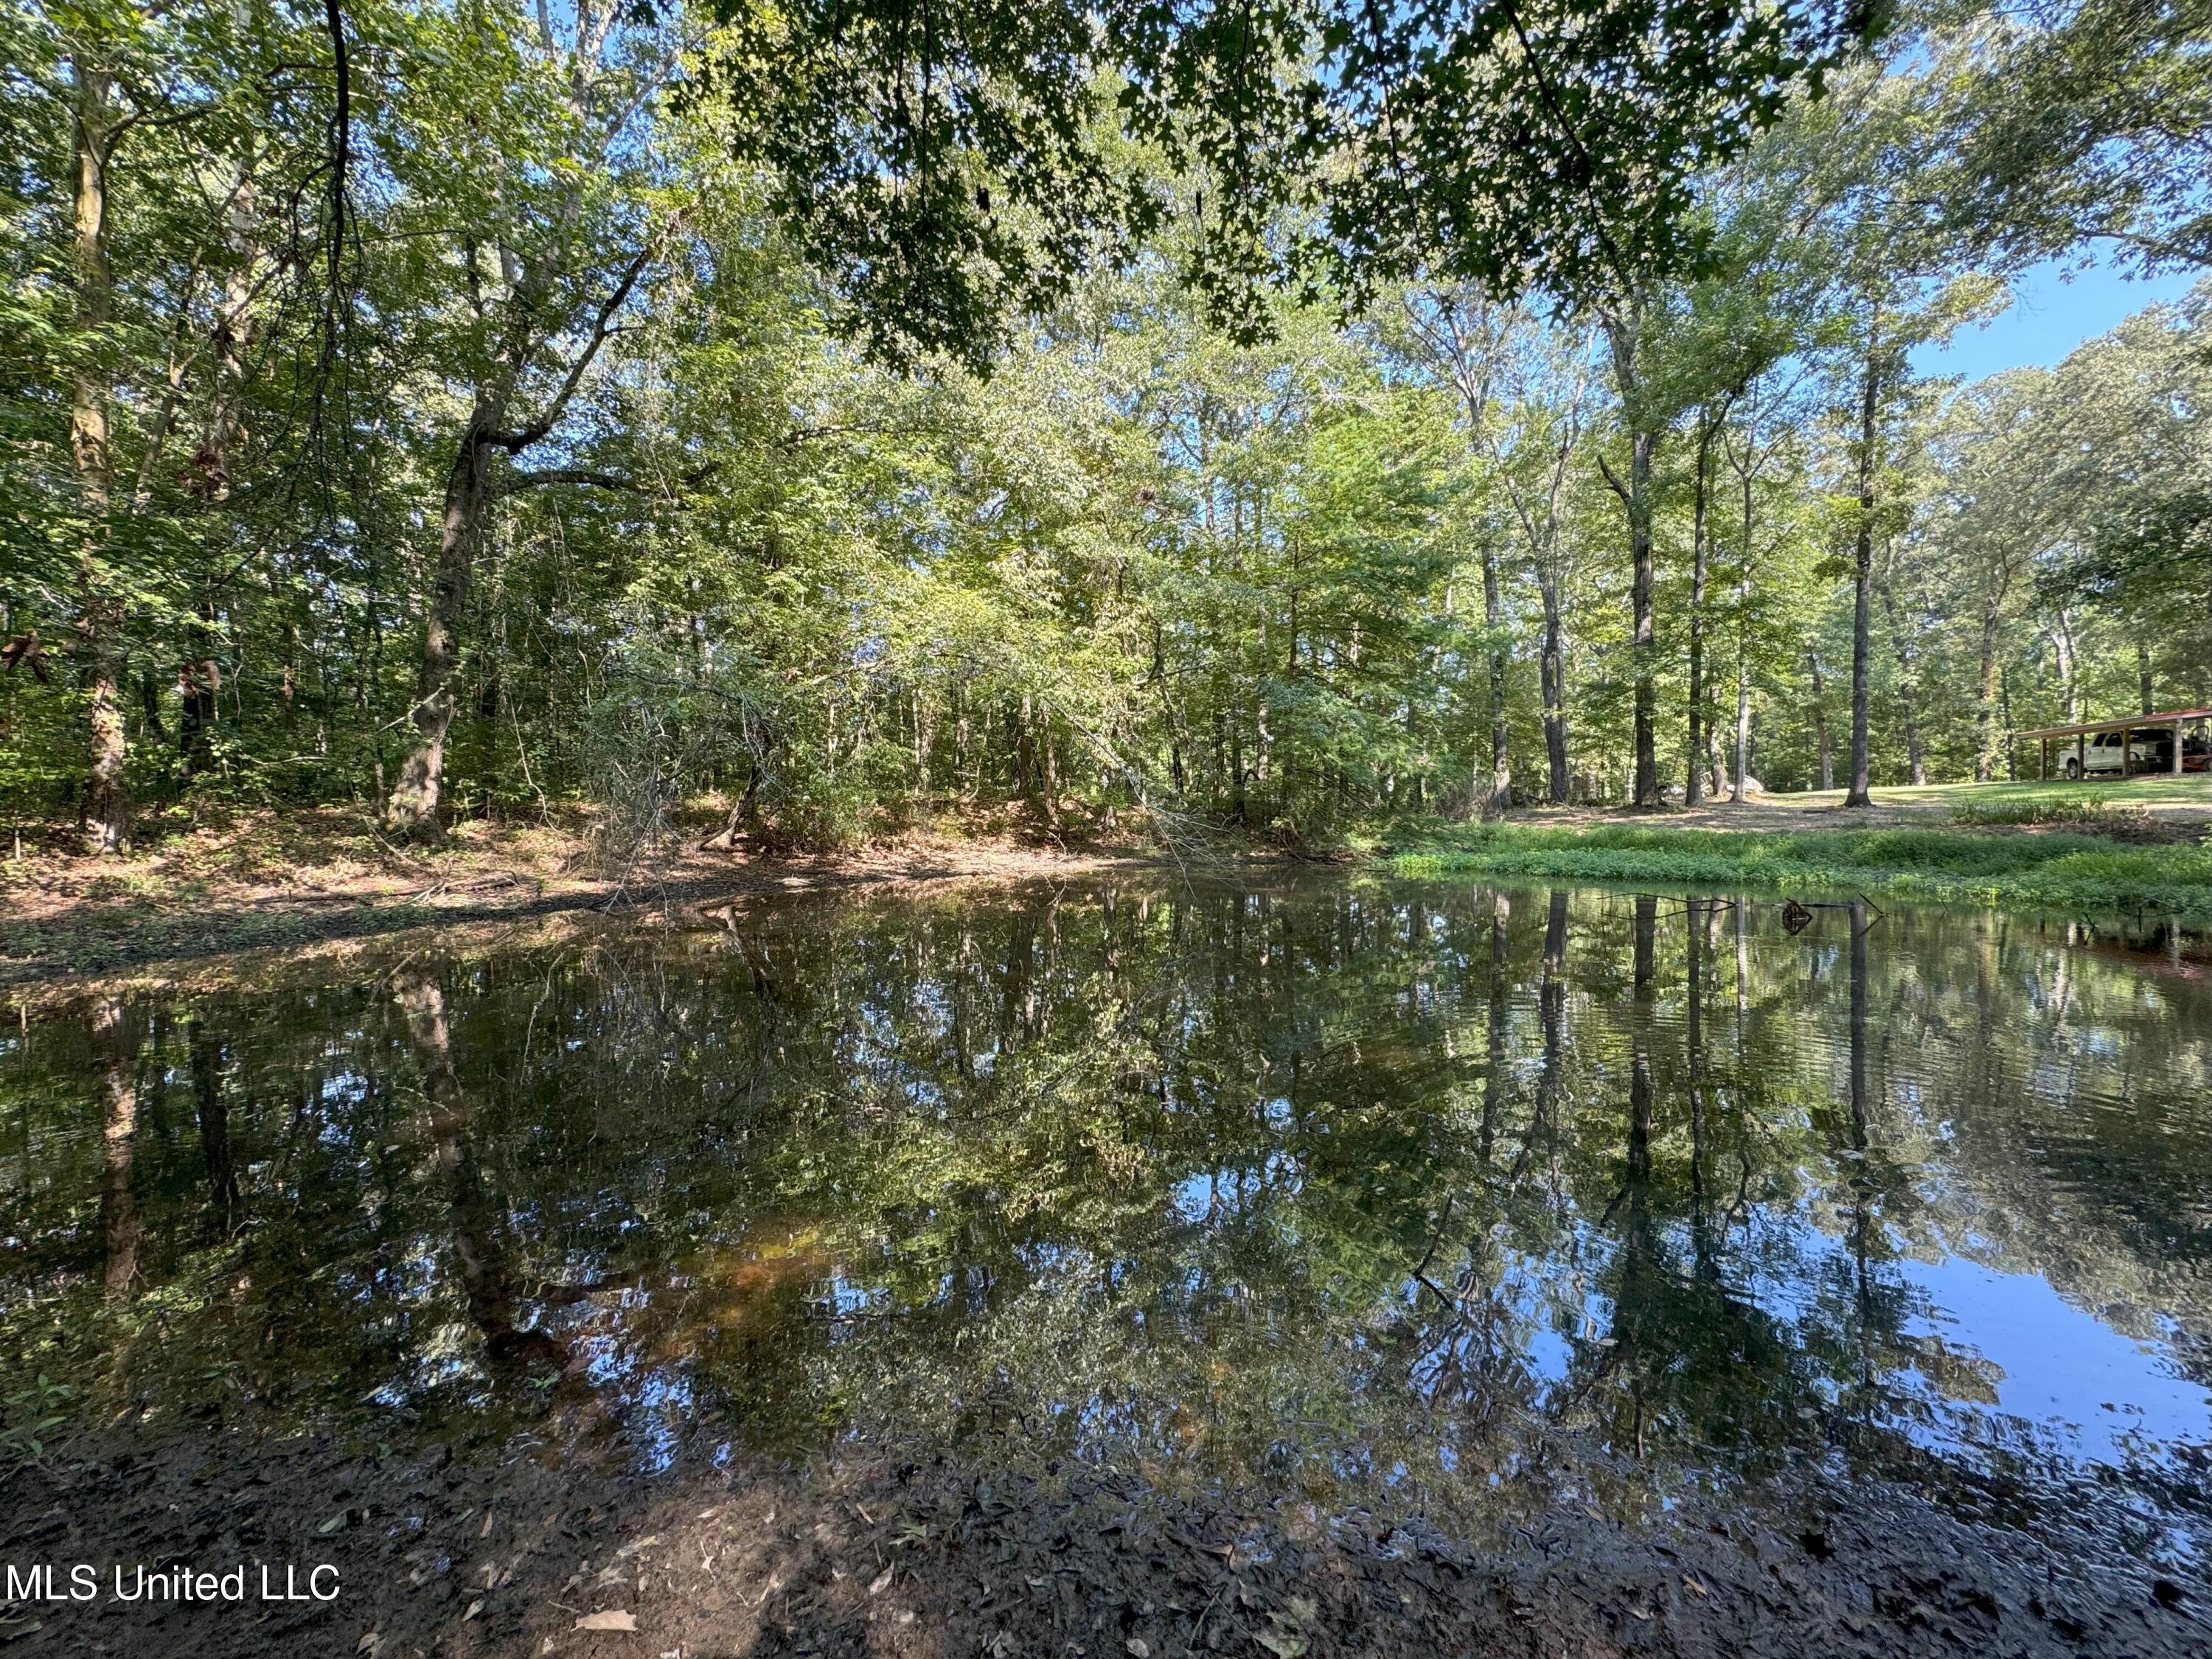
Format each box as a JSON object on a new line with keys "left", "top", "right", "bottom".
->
{"left": 7, "top": 806, "right": 2208, "bottom": 1658}
{"left": 7, "top": 782, "right": 2205, "bottom": 991}
{"left": 0, "top": 810, "right": 1206, "bottom": 990}
{"left": 5, "top": 1416, "right": 2202, "bottom": 1659}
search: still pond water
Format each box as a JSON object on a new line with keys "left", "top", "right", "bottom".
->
{"left": 4, "top": 877, "right": 2209, "bottom": 1572}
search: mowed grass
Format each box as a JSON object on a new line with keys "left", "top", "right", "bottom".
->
{"left": 1385, "top": 818, "right": 2211, "bottom": 921}
{"left": 1794, "top": 774, "right": 2208, "bottom": 821}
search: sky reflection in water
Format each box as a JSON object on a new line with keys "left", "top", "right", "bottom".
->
{"left": 2, "top": 877, "right": 2207, "bottom": 1559}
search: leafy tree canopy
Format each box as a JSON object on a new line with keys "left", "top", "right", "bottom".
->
{"left": 706, "top": 0, "right": 1882, "bottom": 366}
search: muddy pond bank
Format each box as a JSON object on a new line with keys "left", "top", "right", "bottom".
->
{"left": 5, "top": 874, "right": 2209, "bottom": 1655}
{"left": 8, "top": 1411, "right": 2203, "bottom": 1659}
{"left": 0, "top": 810, "right": 1186, "bottom": 985}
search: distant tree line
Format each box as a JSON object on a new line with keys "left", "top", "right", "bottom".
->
{"left": 0, "top": 0, "right": 2204, "bottom": 852}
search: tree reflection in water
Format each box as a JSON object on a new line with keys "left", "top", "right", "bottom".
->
{"left": 3, "top": 877, "right": 2207, "bottom": 1558}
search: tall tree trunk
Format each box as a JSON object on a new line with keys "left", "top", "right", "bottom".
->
{"left": 956, "top": 679, "right": 971, "bottom": 795}
{"left": 1628, "top": 420, "right": 1658, "bottom": 806}
{"left": 1809, "top": 652, "right": 1834, "bottom": 791}
{"left": 178, "top": 597, "right": 221, "bottom": 779}
{"left": 1422, "top": 288, "right": 1515, "bottom": 815}
{"left": 1732, "top": 460, "right": 1753, "bottom": 801}
{"left": 1880, "top": 584, "right": 1926, "bottom": 785}
{"left": 383, "top": 230, "right": 648, "bottom": 836}
{"left": 181, "top": 139, "right": 260, "bottom": 783}
{"left": 1483, "top": 540, "right": 1510, "bottom": 814}
{"left": 1686, "top": 416, "right": 1713, "bottom": 804}
{"left": 1601, "top": 306, "right": 1661, "bottom": 807}
{"left": 2138, "top": 640, "right": 2154, "bottom": 715}
{"left": 2051, "top": 608, "right": 2081, "bottom": 723}
{"left": 1998, "top": 663, "right": 2018, "bottom": 781}
{"left": 1034, "top": 698, "right": 1060, "bottom": 829}
{"left": 386, "top": 411, "right": 501, "bottom": 835}
{"left": 1229, "top": 719, "right": 1246, "bottom": 824}
{"left": 70, "top": 52, "right": 128, "bottom": 853}
{"left": 1733, "top": 635, "right": 1752, "bottom": 800}
{"left": 1845, "top": 306, "right": 1880, "bottom": 810}
{"left": 1899, "top": 667, "right": 1924, "bottom": 787}
{"left": 1539, "top": 572, "right": 1568, "bottom": 803}
{"left": 1975, "top": 596, "right": 2003, "bottom": 781}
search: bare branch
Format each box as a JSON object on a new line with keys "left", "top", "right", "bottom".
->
{"left": 492, "top": 237, "right": 658, "bottom": 453}
{"left": 493, "top": 467, "right": 653, "bottom": 498}
{"left": 1596, "top": 451, "right": 1632, "bottom": 504}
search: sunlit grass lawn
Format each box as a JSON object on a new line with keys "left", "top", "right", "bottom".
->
{"left": 1781, "top": 774, "right": 2208, "bottom": 821}
{"left": 1385, "top": 782, "right": 2211, "bottom": 922}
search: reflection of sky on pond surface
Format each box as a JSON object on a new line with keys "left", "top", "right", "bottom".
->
{"left": 1897, "top": 1256, "right": 2211, "bottom": 1465}
{"left": 4, "top": 877, "right": 2208, "bottom": 1571}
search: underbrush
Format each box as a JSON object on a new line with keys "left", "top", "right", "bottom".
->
{"left": 1948, "top": 793, "right": 2156, "bottom": 832}
{"left": 1385, "top": 820, "right": 2212, "bottom": 920}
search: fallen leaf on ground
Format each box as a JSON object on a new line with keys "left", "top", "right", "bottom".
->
{"left": 574, "top": 1610, "right": 639, "bottom": 1632}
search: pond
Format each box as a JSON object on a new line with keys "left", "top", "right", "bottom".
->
{"left": 3, "top": 875, "right": 2208, "bottom": 1657}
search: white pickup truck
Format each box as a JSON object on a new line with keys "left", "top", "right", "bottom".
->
{"left": 2062, "top": 729, "right": 2171, "bottom": 777}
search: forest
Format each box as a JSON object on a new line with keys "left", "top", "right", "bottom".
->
{"left": 1, "top": 0, "right": 2207, "bottom": 859}
{"left": 6, "top": 4, "right": 2212, "bottom": 1647}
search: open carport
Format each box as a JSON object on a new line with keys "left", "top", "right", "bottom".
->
{"left": 2021, "top": 708, "right": 2212, "bottom": 779}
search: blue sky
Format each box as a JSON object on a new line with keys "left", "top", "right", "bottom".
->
{"left": 1911, "top": 254, "right": 2199, "bottom": 383}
